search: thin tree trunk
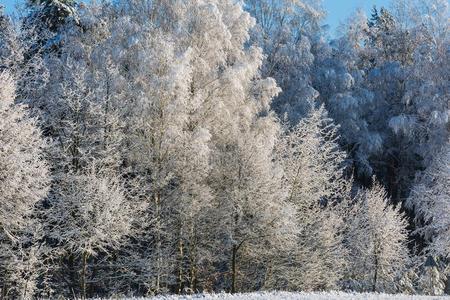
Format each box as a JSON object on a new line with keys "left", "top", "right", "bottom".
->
{"left": 189, "top": 259, "right": 197, "bottom": 293}
{"left": 155, "top": 192, "right": 162, "bottom": 294}
{"left": 189, "top": 223, "right": 197, "bottom": 293}
{"left": 231, "top": 244, "right": 237, "bottom": 294}
{"left": 262, "top": 260, "right": 273, "bottom": 289}
{"left": 177, "top": 225, "right": 184, "bottom": 294}
{"left": 1, "top": 283, "right": 7, "bottom": 299}
{"left": 103, "top": 75, "right": 110, "bottom": 151}
{"left": 81, "top": 252, "right": 88, "bottom": 299}
{"left": 373, "top": 250, "right": 378, "bottom": 292}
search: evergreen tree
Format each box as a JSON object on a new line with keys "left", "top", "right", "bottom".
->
{"left": 0, "top": 6, "right": 19, "bottom": 71}
{"left": 417, "top": 256, "right": 446, "bottom": 296}
{"left": 346, "top": 180, "right": 409, "bottom": 292}
{"left": 408, "top": 142, "right": 450, "bottom": 259}
{"left": 268, "top": 106, "right": 351, "bottom": 291}
{"left": 26, "top": 0, "right": 78, "bottom": 32}
{"left": 367, "top": 6, "right": 379, "bottom": 28}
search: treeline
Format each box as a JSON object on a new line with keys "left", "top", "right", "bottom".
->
{"left": 0, "top": 0, "right": 448, "bottom": 298}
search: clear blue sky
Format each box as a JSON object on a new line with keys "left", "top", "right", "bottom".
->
{"left": 2, "top": 0, "right": 20, "bottom": 14}
{"left": 2, "top": 0, "right": 392, "bottom": 34}
{"left": 323, "top": 0, "right": 392, "bottom": 35}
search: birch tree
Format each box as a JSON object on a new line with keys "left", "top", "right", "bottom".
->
{"left": 28, "top": 17, "right": 132, "bottom": 297}
{"left": 0, "top": 72, "right": 50, "bottom": 298}
{"left": 45, "top": 167, "right": 132, "bottom": 298}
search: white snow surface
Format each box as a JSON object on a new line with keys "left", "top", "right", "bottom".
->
{"left": 103, "top": 291, "right": 450, "bottom": 300}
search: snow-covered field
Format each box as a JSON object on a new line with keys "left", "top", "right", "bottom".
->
{"left": 116, "top": 291, "right": 450, "bottom": 300}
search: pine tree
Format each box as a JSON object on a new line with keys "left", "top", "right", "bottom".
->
{"left": 26, "top": 0, "right": 78, "bottom": 32}
{"left": 367, "top": 6, "right": 379, "bottom": 28}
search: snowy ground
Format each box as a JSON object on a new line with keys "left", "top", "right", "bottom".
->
{"left": 114, "top": 291, "right": 450, "bottom": 300}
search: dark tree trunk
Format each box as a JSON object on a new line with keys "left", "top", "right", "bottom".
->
{"left": 231, "top": 245, "right": 237, "bottom": 294}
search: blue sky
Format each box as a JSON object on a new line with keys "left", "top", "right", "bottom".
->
{"left": 2, "top": 0, "right": 392, "bottom": 34}
{"left": 323, "top": 0, "right": 391, "bottom": 34}
{"left": 2, "top": 0, "right": 19, "bottom": 14}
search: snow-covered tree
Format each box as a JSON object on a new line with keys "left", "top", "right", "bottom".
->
{"left": 209, "top": 114, "right": 297, "bottom": 293}
{"left": 165, "top": 0, "right": 299, "bottom": 293}
{"left": 389, "top": 0, "right": 449, "bottom": 176}
{"left": 25, "top": 0, "right": 78, "bottom": 33}
{"left": 26, "top": 11, "right": 123, "bottom": 170}
{"left": 42, "top": 56, "right": 122, "bottom": 172}
{"left": 366, "top": 6, "right": 400, "bottom": 63}
{"left": 172, "top": 127, "right": 214, "bottom": 294}
{"left": 318, "top": 2, "right": 448, "bottom": 206}
{"left": 0, "top": 71, "right": 50, "bottom": 298}
{"left": 22, "top": 13, "right": 133, "bottom": 297}
{"left": 44, "top": 167, "right": 132, "bottom": 298}
{"left": 1, "top": 0, "right": 447, "bottom": 297}
{"left": 408, "top": 142, "right": 450, "bottom": 259}
{"left": 0, "top": 5, "right": 49, "bottom": 119}
{"left": 268, "top": 106, "right": 350, "bottom": 291}
{"left": 74, "top": 1, "right": 297, "bottom": 294}
{"left": 417, "top": 256, "right": 446, "bottom": 296}
{"left": 313, "top": 13, "right": 380, "bottom": 181}
{"left": 346, "top": 180, "right": 409, "bottom": 292}
{"left": 0, "top": 6, "right": 20, "bottom": 71}
{"left": 121, "top": 30, "right": 194, "bottom": 294}
{"left": 246, "top": 0, "right": 325, "bottom": 123}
